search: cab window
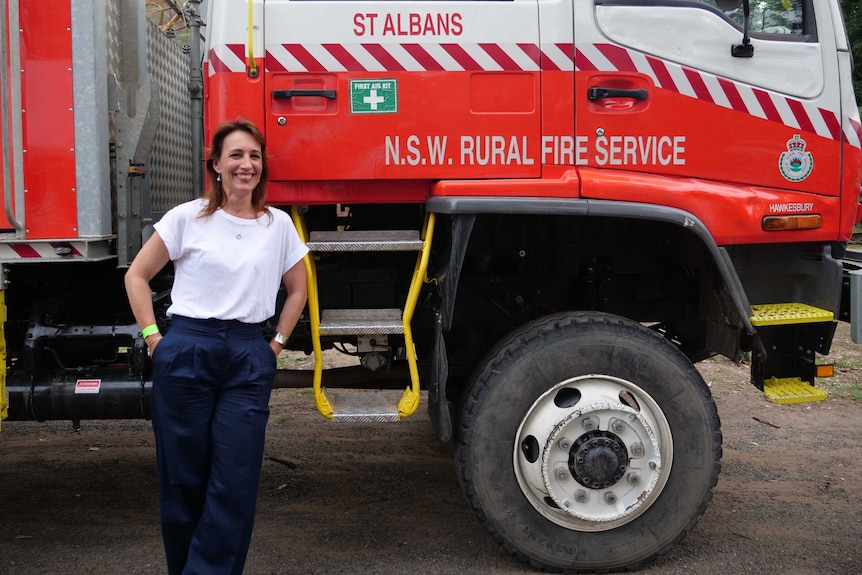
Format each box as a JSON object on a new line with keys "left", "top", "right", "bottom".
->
{"left": 697, "top": 0, "right": 808, "bottom": 37}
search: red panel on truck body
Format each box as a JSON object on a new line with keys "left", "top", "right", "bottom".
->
{"left": 576, "top": 1, "right": 862, "bottom": 244}
{"left": 19, "top": 0, "right": 78, "bottom": 238}
{"left": 201, "top": 0, "right": 862, "bottom": 245}
{"left": 0, "top": 1, "right": 11, "bottom": 230}
{"left": 203, "top": 0, "right": 555, "bottom": 206}
{"left": 263, "top": 69, "right": 540, "bottom": 183}
{"left": 204, "top": 55, "right": 267, "bottom": 151}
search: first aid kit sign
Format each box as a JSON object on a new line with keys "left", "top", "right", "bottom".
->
{"left": 350, "top": 79, "right": 398, "bottom": 114}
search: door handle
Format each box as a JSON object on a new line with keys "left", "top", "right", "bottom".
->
{"left": 273, "top": 89, "right": 337, "bottom": 99}
{"left": 588, "top": 87, "right": 648, "bottom": 101}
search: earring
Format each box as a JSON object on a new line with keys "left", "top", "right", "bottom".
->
{"left": 217, "top": 174, "right": 221, "bottom": 182}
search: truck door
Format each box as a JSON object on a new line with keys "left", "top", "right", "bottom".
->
{"left": 575, "top": 0, "right": 843, "bottom": 203}
{"left": 263, "top": 0, "right": 542, "bottom": 183}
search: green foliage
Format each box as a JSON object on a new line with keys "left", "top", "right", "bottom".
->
{"left": 747, "top": 0, "right": 803, "bottom": 34}
{"left": 705, "top": 0, "right": 804, "bottom": 34}
{"left": 842, "top": 0, "right": 862, "bottom": 101}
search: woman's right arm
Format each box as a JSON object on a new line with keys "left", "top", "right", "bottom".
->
{"left": 124, "top": 232, "right": 171, "bottom": 354}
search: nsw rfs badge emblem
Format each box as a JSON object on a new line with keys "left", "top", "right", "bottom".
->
{"left": 779, "top": 135, "right": 814, "bottom": 182}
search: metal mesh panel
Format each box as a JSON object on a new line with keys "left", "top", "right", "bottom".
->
{"left": 147, "top": 24, "right": 196, "bottom": 212}
{"left": 105, "top": 0, "right": 195, "bottom": 215}
{"left": 104, "top": 0, "right": 123, "bottom": 242}
{"left": 105, "top": 0, "right": 120, "bottom": 88}
{"left": 105, "top": 0, "right": 120, "bottom": 151}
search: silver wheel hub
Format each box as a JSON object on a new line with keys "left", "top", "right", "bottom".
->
{"left": 514, "top": 375, "right": 673, "bottom": 531}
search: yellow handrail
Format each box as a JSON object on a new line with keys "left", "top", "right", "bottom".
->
{"left": 247, "top": 0, "right": 258, "bottom": 78}
{"left": 291, "top": 207, "right": 333, "bottom": 418}
{"left": 397, "top": 212, "right": 436, "bottom": 419}
{"left": 291, "top": 207, "right": 435, "bottom": 421}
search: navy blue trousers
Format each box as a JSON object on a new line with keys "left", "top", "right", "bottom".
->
{"left": 151, "top": 315, "right": 276, "bottom": 575}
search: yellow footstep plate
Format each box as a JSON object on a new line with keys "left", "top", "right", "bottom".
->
{"left": 750, "top": 303, "right": 833, "bottom": 326}
{"left": 763, "top": 377, "right": 828, "bottom": 404}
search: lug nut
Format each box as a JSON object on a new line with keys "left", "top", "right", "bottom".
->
{"left": 604, "top": 492, "right": 617, "bottom": 504}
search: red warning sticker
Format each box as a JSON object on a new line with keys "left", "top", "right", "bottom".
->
{"left": 75, "top": 379, "right": 102, "bottom": 394}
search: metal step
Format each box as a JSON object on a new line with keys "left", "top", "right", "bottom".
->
{"left": 308, "top": 230, "right": 423, "bottom": 252}
{"left": 763, "top": 377, "right": 828, "bottom": 404}
{"left": 319, "top": 308, "right": 403, "bottom": 336}
{"left": 329, "top": 390, "right": 403, "bottom": 422}
{"left": 750, "top": 303, "right": 834, "bottom": 326}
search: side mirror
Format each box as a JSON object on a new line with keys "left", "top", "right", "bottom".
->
{"left": 730, "top": 0, "right": 754, "bottom": 58}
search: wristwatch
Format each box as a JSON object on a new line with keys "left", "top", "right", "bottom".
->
{"left": 273, "top": 331, "right": 287, "bottom": 346}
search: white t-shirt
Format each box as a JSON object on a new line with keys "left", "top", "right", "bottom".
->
{"left": 154, "top": 198, "right": 309, "bottom": 323}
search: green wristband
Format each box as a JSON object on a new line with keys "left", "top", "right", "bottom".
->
{"left": 141, "top": 324, "right": 160, "bottom": 338}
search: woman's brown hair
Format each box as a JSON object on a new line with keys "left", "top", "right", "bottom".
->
{"left": 199, "top": 117, "right": 270, "bottom": 219}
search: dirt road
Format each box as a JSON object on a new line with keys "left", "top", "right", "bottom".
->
{"left": 2, "top": 325, "right": 862, "bottom": 575}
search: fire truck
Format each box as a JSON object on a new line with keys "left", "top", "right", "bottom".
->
{"left": 2, "top": 0, "right": 860, "bottom": 571}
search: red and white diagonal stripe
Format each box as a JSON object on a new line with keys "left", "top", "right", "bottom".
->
{"left": 208, "top": 44, "right": 247, "bottom": 75}
{"left": 0, "top": 243, "right": 86, "bottom": 260}
{"left": 577, "top": 43, "right": 861, "bottom": 149}
{"left": 208, "top": 41, "right": 861, "bottom": 148}
{"left": 263, "top": 42, "right": 574, "bottom": 73}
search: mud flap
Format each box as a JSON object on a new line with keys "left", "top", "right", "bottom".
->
{"left": 0, "top": 290, "right": 6, "bottom": 429}
{"left": 851, "top": 269, "right": 862, "bottom": 343}
{"left": 428, "top": 311, "right": 451, "bottom": 442}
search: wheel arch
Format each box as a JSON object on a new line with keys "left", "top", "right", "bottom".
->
{"left": 426, "top": 195, "right": 755, "bottom": 350}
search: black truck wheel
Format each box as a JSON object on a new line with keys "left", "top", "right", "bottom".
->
{"left": 455, "top": 311, "right": 722, "bottom": 572}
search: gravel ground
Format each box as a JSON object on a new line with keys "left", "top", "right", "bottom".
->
{"left": 1, "top": 325, "right": 861, "bottom": 575}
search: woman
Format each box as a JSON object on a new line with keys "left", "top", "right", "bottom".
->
{"left": 125, "top": 118, "right": 308, "bottom": 575}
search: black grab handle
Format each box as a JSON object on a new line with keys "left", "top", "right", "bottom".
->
{"left": 588, "top": 87, "right": 648, "bottom": 101}
{"left": 273, "top": 89, "right": 337, "bottom": 99}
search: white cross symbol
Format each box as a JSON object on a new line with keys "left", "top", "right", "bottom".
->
{"left": 363, "top": 89, "right": 385, "bottom": 110}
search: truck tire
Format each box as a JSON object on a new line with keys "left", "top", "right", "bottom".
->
{"left": 455, "top": 311, "right": 722, "bottom": 573}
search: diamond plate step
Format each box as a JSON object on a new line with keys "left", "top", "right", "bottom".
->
{"left": 750, "top": 303, "right": 834, "bottom": 326}
{"left": 308, "top": 230, "right": 423, "bottom": 252}
{"left": 319, "top": 308, "right": 403, "bottom": 336}
{"left": 329, "top": 390, "right": 403, "bottom": 422}
{"left": 763, "top": 377, "right": 828, "bottom": 404}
